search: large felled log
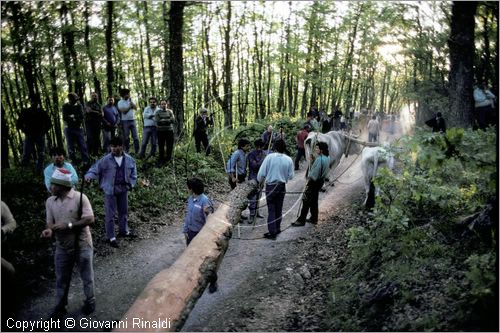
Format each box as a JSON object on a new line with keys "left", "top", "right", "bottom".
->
{"left": 116, "top": 180, "right": 258, "bottom": 332}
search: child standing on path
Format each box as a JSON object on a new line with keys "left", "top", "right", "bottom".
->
{"left": 182, "top": 178, "right": 218, "bottom": 292}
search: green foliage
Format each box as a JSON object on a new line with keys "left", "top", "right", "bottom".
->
{"left": 464, "top": 253, "right": 496, "bottom": 300}
{"left": 328, "top": 127, "right": 497, "bottom": 331}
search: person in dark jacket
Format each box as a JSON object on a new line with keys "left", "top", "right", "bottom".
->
{"left": 425, "top": 112, "right": 446, "bottom": 133}
{"left": 154, "top": 99, "right": 176, "bottom": 165}
{"left": 62, "top": 93, "right": 89, "bottom": 164}
{"left": 193, "top": 107, "right": 214, "bottom": 155}
{"left": 17, "top": 103, "right": 51, "bottom": 171}
{"left": 84, "top": 92, "right": 103, "bottom": 157}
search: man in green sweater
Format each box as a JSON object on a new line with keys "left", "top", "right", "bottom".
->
{"left": 292, "top": 141, "right": 330, "bottom": 226}
{"left": 154, "top": 99, "right": 176, "bottom": 166}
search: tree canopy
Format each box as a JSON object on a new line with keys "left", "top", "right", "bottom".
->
{"left": 1, "top": 1, "right": 498, "bottom": 163}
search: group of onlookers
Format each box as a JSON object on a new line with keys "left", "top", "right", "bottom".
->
{"left": 16, "top": 89, "right": 214, "bottom": 173}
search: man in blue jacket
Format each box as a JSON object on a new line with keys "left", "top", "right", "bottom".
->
{"left": 85, "top": 137, "right": 137, "bottom": 248}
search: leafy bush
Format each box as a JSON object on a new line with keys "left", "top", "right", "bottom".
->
{"left": 328, "top": 127, "right": 497, "bottom": 331}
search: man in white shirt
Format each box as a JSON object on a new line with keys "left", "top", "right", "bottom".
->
{"left": 257, "top": 139, "right": 294, "bottom": 239}
{"left": 117, "top": 88, "right": 139, "bottom": 154}
{"left": 473, "top": 81, "right": 496, "bottom": 129}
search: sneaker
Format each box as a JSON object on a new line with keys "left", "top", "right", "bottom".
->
{"left": 82, "top": 302, "right": 96, "bottom": 315}
{"left": 292, "top": 220, "right": 306, "bottom": 227}
{"left": 109, "top": 239, "right": 119, "bottom": 248}
{"left": 263, "top": 232, "right": 277, "bottom": 240}
{"left": 208, "top": 281, "right": 218, "bottom": 293}
{"left": 49, "top": 307, "right": 67, "bottom": 320}
{"left": 306, "top": 219, "right": 318, "bottom": 225}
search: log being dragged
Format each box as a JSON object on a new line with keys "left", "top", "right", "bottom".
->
{"left": 116, "top": 181, "right": 258, "bottom": 332}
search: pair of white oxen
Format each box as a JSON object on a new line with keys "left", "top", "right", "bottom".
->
{"left": 304, "top": 130, "right": 395, "bottom": 209}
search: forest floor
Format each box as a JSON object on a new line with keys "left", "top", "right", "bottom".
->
{"left": 12, "top": 131, "right": 396, "bottom": 332}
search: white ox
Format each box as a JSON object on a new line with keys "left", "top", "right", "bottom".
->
{"left": 361, "top": 146, "right": 395, "bottom": 209}
{"left": 304, "top": 131, "right": 370, "bottom": 178}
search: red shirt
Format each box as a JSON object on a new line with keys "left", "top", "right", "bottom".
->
{"left": 296, "top": 130, "right": 309, "bottom": 149}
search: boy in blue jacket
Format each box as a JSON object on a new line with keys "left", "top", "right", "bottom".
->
{"left": 182, "top": 177, "right": 218, "bottom": 293}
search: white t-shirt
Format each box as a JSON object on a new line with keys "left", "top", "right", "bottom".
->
{"left": 114, "top": 156, "right": 124, "bottom": 167}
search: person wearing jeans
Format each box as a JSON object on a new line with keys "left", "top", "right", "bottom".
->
{"left": 139, "top": 97, "right": 158, "bottom": 159}
{"left": 85, "top": 137, "right": 137, "bottom": 248}
{"left": 256, "top": 139, "right": 294, "bottom": 240}
{"left": 117, "top": 88, "right": 139, "bottom": 154}
{"left": 41, "top": 168, "right": 96, "bottom": 319}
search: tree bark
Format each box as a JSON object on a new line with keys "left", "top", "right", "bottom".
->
{"left": 448, "top": 1, "right": 477, "bottom": 128}
{"left": 169, "top": 1, "right": 186, "bottom": 136}
{"left": 105, "top": 1, "right": 115, "bottom": 98}
{"left": 143, "top": 1, "right": 155, "bottom": 97}
{"left": 222, "top": 2, "right": 233, "bottom": 128}
{"left": 84, "top": 3, "right": 102, "bottom": 103}
{"left": 162, "top": 2, "right": 170, "bottom": 98}
{"left": 1, "top": 105, "right": 10, "bottom": 169}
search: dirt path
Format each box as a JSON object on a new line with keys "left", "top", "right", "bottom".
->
{"left": 14, "top": 138, "right": 372, "bottom": 331}
{"left": 182, "top": 153, "right": 365, "bottom": 332}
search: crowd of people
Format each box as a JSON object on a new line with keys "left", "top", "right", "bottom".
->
{"left": 16, "top": 89, "right": 217, "bottom": 174}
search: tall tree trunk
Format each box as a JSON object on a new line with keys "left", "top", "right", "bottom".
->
{"left": 9, "top": 2, "right": 40, "bottom": 107}
{"left": 137, "top": 4, "right": 149, "bottom": 101}
{"left": 143, "top": 2, "right": 155, "bottom": 96}
{"left": 1, "top": 105, "right": 10, "bottom": 169}
{"left": 162, "top": 2, "right": 170, "bottom": 97}
{"left": 105, "top": 1, "right": 115, "bottom": 97}
{"left": 448, "top": 1, "right": 477, "bottom": 128}
{"left": 222, "top": 2, "right": 232, "bottom": 128}
{"left": 84, "top": 3, "right": 102, "bottom": 103}
{"left": 169, "top": 2, "right": 186, "bottom": 135}
{"left": 68, "top": 6, "right": 84, "bottom": 99}
{"left": 379, "top": 68, "right": 387, "bottom": 113}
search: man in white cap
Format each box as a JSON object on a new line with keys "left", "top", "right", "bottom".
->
{"left": 41, "top": 168, "right": 96, "bottom": 319}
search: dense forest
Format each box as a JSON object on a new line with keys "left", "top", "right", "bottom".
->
{"left": 1, "top": 1, "right": 499, "bottom": 331}
{"left": 1, "top": 1, "right": 498, "bottom": 166}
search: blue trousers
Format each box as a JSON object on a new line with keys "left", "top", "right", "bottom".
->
{"left": 265, "top": 183, "right": 286, "bottom": 235}
{"left": 121, "top": 120, "right": 139, "bottom": 153}
{"left": 64, "top": 127, "right": 89, "bottom": 163}
{"left": 248, "top": 187, "right": 262, "bottom": 217}
{"left": 368, "top": 132, "right": 378, "bottom": 143}
{"left": 102, "top": 128, "right": 116, "bottom": 153}
{"left": 139, "top": 126, "right": 157, "bottom": 158}
{"left": 104, "top": 191, "right": 129, "bottom": 240}
{"left": 185, "top": 229, "right": 199, "bottom": 246}
{"left": 21, "top": 134, "right": 46, "bottom": 170}
{"left": 54, "top": 244, "right": 95, "bottom": 310}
